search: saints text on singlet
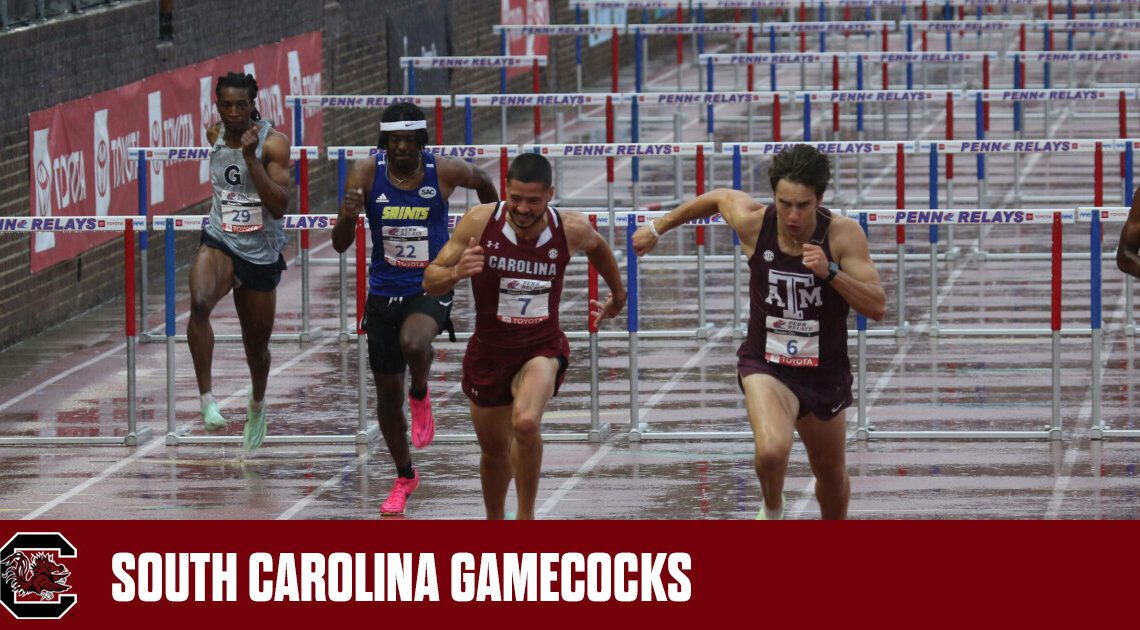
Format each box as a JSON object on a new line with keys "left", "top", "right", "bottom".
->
{"left": 470, "top": 203, "right": 571, "bottom": 348}
{"left": 205, "top": 121, "right": 287, "bottom": 265}
{"left": 739, "top": 205, "right": 850, "bottom": 370}
{"left": 366, "top": 151, "right": 450, "bottom": 297}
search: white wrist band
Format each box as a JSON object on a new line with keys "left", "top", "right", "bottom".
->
{"left": 648, "top": 220, "right": 662, "bottom": 239}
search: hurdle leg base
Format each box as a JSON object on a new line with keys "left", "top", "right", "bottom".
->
{"left": 856, "top": 427, "right": 871, "bottom": 441}
{"left": 1126, "top": 325, "right": 1137, "bottom": 337}
{"left": 732, "top": 324, "right": 747, "bottom": 340}
{"left": 1091, "top": 424, "right": 1105, "bottom": 441}
{"left": 338, "top": 332, "right": 354, "bottom": 343}
{"left": 629, "top": 424, "right": 647, "bottom": 443}
{"left": 356, "top": 425, "right": 381, "bottom": 445}
{"left": 693, "top": 323, "right": 715, "bottom": 340}
{"left": 588, "top": 423, "right": 612, "bottom": 443}
{"left": 124, "top": 426, "right": 153, "bottom": 446}
{"left": 928, "top": 324, "right": 942, "bottom": 338}
{"left": 894, "top": 321, "right": 911, "bottom": 339}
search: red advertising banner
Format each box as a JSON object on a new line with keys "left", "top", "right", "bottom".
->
{"left": 26, "top": 31, "right": 324, "bottom": 273}
{"left": 501, "top": 0, "right": 549, "bottom": 78}
{"left": 0, "top": 521, "right": 1137, "bottom": 628}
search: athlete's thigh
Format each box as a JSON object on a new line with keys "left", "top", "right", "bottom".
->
{"left": 400, "top": 311, "right": 441, "bottom": 346}
{"left": 232, "top": 285, "right": 277, "bottom": 346}
{"left": 794, "top": 409, "right": 848, "bottom": 474}
{"left": 470, "top": 402, "right": 514, "bottom": 453}
{"left": 510, "top": 355, "right": 560, "bottom": 419}
{"left": 189, "top": 245, "right": 235, "bottom": 309}
{"left": 740, "top": 372, "right": 799, "bottom": 442}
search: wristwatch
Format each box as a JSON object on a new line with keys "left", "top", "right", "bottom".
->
{"left": 824, "top": 261, "right": 839, "bottom": 284}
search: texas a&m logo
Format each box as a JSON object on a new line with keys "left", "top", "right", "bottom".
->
{"left": 765, "top": 270, "right": 822, "bottom": 319}
{"left": 1, "top": 532, "right": 77, "bottom": 619}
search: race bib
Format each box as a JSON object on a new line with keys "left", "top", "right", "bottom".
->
{"left": 382, "top": 226, "right": 429, "bottom": 268}
{"left": 764, "top": 316, "right": 820, "bottom": 367}
{"left": 219, "top": 191, "right": 264, "bottom": 233}
{"left": 497, "top": 277, "right": 552, "bottom": 324}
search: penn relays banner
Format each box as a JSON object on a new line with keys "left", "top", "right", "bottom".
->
{"left": 0, "top": 521, "right": 1136, "bottom": 627}
{"left": 26, "top": 31, "right": 323, "bottom": 273}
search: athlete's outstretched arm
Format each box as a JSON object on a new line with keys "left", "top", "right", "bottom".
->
{"left": 247, "top": 128, "right": 293, "bottom": 218}
{"left": 437, "top": 157, "right": 500, "bottom": 205}
{"left": 1117, "top": 189, "right": 1140, "bottom": 278}
{"left": 563, "top": 211, "right": 626, "bottom": 327}
{"left": 631, "top": 188, "right": 763, "bottom": 257}
{"left": 423, "top": 204, "right": 495, "bottom": 295}
{"left": 332, "top": 159, "right": 375, "bottom": 254}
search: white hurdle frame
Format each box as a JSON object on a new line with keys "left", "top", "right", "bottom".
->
{"left": 153, "top": 214, "right": 379, "bottom": 446}
{"left": 1080, "top": 206, "right": 1140, "bottom": 440}
{"left": 0, "top": 216, "right": 153, "bottom": 446}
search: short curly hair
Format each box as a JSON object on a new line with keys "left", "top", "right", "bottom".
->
{"left": 769, "top": 144, "right": 831, "bottom": 198}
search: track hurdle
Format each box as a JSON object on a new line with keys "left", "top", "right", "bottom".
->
{"left": 1007, "top": 49, "right": 1140, "bottom": 100}
{"left": 129, "top": 146, "right": 321, "bottom": 343}
{"left": 926, "top": 137, "right": 1124, "bottom": 212}
{"left": 400, "top": 55, "right": 547, "bottom": 144}
{"left": 965, "top": 88, "right": 1133, "bottom": 143}
{"left": 798, "top": 87, "right": 960, "bottom": 148}
{"left": 569, "top": 0, "right": 692, "bottom": 91}
{"left": 492, "top": 24, "right": 623, "bottom": 96}
{"left": 153, "top": 213, "right": 379, "bottom": 446}
{"left": 522, "top": 142, "right": 714, "bottom": 248}
{"left": 624, "top": 22, "right": 756, "bottom": 92}
{"left": 1080, "top": 205, "right": 1140, "bottom": 439}
{"left": 766, "top": 20, "right": 893, "bottom": 99}
{"left": 633, "top": 90, "right": 788, "bottom": 196}
{"left": 455, "top": 92, "right": 624, "bottom": 156}
{"left": 0, "top": 216, "right": 152, "bottom": 446}
{"left": 852, "top": 208, "right": 1070, "bottom": 441}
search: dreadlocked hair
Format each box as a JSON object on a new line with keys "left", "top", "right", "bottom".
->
{"left": 215, "top": 72, "right": 261, "bottom": 121}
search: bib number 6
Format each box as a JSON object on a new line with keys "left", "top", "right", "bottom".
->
{"left": 786, "top": 340, "right": 799, "bottom": 356}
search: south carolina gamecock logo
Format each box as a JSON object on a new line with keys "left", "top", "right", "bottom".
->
{"left": 1, "top": 533, "right": 77, "bottom": 619}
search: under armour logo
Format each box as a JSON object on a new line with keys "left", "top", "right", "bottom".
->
{"left": 485, "top": 241, "right": 501, "bottom": 250}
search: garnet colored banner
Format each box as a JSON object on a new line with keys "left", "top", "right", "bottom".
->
{"left": 25, "top": 31, "right": 324, "bottom": 273}
{"left": 501, "top": 0, "right": 549, "bottom": 78}
{"left": 1, "top": 521, "right": 1136, "bottom": 628}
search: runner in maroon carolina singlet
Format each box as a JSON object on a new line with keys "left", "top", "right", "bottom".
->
{"left": 633, "top": 144, "right": 886, "bottom": 520}
{"left": 424, "top": 153, "right": 626, "bottom": 520}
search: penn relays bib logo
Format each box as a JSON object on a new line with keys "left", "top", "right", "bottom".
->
{"left": 1, "top": 533, "right": 77, "bottom": 619}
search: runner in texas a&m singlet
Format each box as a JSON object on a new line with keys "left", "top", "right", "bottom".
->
{"left": 332, "top": 102, "right": 499, "bottom": 516}
{"left": 423, "top": 153, "right": 627, "bottom": 520}
{"left": 632, "top": 144, "right": 886, "bottom": 521}
{"left": 188, "top": 72, "right": 293, "bottom": 453}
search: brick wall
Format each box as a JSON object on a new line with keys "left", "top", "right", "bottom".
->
{"left": 0, "top": 0, "right": 655, "bottom": 349}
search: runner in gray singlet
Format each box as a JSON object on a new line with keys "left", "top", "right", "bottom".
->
{"left": 188, "top": 72, "right": 293, "bottom": 452}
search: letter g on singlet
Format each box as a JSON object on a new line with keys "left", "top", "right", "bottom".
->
{"left": 224, "top": 164, "right": 241, "bottom": 186}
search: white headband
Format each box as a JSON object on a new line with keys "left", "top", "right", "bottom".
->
{"left": 380, "top": 120, "right": 427, "bottom": 131}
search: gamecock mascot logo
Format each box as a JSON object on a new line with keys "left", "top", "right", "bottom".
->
{"left": 1, "top": 533, "right": 77, "bottom": 619}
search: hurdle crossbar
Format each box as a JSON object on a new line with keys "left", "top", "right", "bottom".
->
{"left": 1080, "top": 206, "right": 1140, "bottom": 439}
{"left": 0, "top": 216, "right": 153, "bottom": 447}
